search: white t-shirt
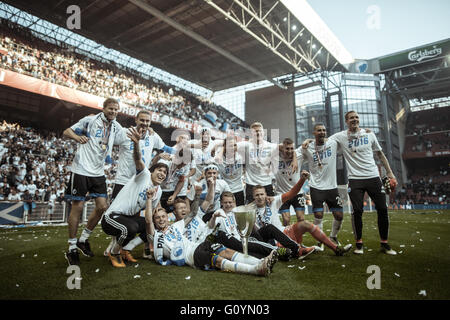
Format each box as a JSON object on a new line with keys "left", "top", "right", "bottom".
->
{"left": 184, "top": 209, "right": 213, "bottom": 243}
{"left": 114, "top": 128, "right": 166, "bottom": 186}
{"left": 160, "top": 159, "right": 190, "bottom": 196}
{"left": 215, "top": 208, "right": 241, "bottom": 239}
{"left": 300, "top": 139, "right": 339, "bottom": 190}
{"left": 217, "top": 153, "right": 244, "bottom": 193}
{"left": 190, "top": 140, "right": 221, "bottom": 181}
{"left": 329, "top": 129, "right": 382, "bottom": 179}
{"left": 105, "top": 167, "right": 162, "bottom": 216}
{"left": 274, "top": 150, "right": 303, "bottom": 194}
{"left": 155, "top": 220, "right": 196, "bottom": 267}
{"left": 255, "top": 194, "right": 284, "bottom": 232}
{"left": 237, "top": 140, "right": 278, "bottom": 186}
{"left": 70, "top": 114, "right": 122, "bottom": 177}
{"left": 187, "top": 178, "right": 231, "bottom": 212}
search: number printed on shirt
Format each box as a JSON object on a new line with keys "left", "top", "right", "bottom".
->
{"left": 348, "top": 136, "right": 369, "bottom": 149}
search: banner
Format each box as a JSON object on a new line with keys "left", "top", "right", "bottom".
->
{"left": 379, "top": 39, "right": 450, "bottom": 72}
{"left": 0, "top": 202, "right": 24, "bottom": 225}
{"left": 0, "top": 68, "right": 230, "bottom": 137}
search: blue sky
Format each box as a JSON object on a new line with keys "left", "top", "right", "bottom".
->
{"left": 307, "top": 0, "right": 450, "bottom": 59}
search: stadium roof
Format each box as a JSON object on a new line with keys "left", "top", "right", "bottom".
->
{"left": 4, "top": 0, "right": 353, "bottom": 92}
{"left": 367, "top": 39, "right": 450, "bottom": 101}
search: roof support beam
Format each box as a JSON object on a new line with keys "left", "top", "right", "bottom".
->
{"left": 127, "top": 0, "right": 287, "bottom": 90}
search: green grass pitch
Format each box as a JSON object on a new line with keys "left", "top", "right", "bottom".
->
{"left": 1, "top": 210, "right": 450, "bottom": 300}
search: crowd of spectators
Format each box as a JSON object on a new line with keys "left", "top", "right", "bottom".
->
{"left": 0, "top": 121, "right": 119, "bottom": 219}
{"left": 395, "top": 166, "right": 449, "bottom": 205}
{"left": 0, "top": 19, "right": 245, "bottom": 131}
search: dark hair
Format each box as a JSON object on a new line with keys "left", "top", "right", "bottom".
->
{"left": 150, "top": 162, "right": 169, "bottom": 173}
{"left": 313, "top": 123, "right": 326, "bottom": 131}
{"left": 136, "top": 110, "right": 151, "bottom": 118}
{"left": 103, "top": 98, "right": 119, "bottom": 108}
{"left": 283, "top": 138, "right": 294, "bottom": 145}
{"left": 173, "top": 197, "right": 187, "bottom": 207}
{"left": 252, "top": 185, "right": 266, "bottom": 194}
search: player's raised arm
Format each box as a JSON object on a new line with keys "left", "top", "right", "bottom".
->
{"left": 200, "top": 177, "right": 216, "bottom": 213}
{"left": 144, "top": 188, "right": 157, "bottom": 239}
{"left": 281, "top": 170, "right": 310, "bottom": 203}
{"left": 184, "top": 184, "right": 203, "bottom": 227}
{"left": 127, "top": 127, "right": 145, "bottom": 173}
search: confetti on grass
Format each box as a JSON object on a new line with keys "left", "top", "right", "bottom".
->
{"left": 185, "top": 276, "right": 191, "bottom": 280}
{"left": 418, "top": 290, "right": 427, "bottom": 297}
{"left": 394, "top": 273, "right": 400, "bottom": 277}
{"left": 133, "top": 275, "right": 141, "bottom": 279}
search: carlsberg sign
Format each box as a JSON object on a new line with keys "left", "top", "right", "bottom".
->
{"left": 379, "top": 40, "right": 450, "bottom": 71}
{"left": 408, "top": 46, "right": 442, "bottom": 62}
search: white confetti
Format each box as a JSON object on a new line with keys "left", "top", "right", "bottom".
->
{"left": 437, "top": 237, "right": 440, "bottom": 240}
{"left": 418, "top": 290, "right": 427, "bottom": 296}
{"left": 287, "top": 265, "right": 295, "bottom": 268}
{"left": 33, "top": 254, "right": 38, "bottom": 257}
{"left": 133, "top": 275, "right": 141, "bottom": 279}
{"left": 341, "top": 265, "right": 345, "bottom": 268}
{"left": 185, "top": 276, "right": 191, "bottom": 280}
{"left": 21, "top": 254, "right": 25, "bottom": 258}
{"left": 298, "top": 266, "right": 306, "bottom": 270}
{"left": 368, "top": 249, "right": 373, "bottom": 252}
{"left": 411, "top": 245, "right": 415, "bottom": 247}
{"left": 400, "top": 245, "right": 405, "bottom": 248}
{"left": 134, "top": 264, "right": 139, "bottom": 268}
{"left": 43, "top": 261, "right": 46, "bottom": 264}
{"left": 16, "top": 284, "right": 19, "bottom": 287}
{"left": 399, "top": 251, "right": 403, "bottom": 254}
{"left": 419, "top": 239, "right": 423, "bottom": 242}
{"left": 416, "top": 231, "right": 420, "bottom": 234}
{"left": 95, "top": 268, "right": 100, "bottom": 273}
{"left": 147, "top": 273, "right": 151, "bottom": 276}
{"left": 394, "top": 273, "right": 400, "bottom": 277}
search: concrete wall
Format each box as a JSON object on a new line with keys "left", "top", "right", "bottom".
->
{"left": 245, "top": 85, "right": 295, "bottom": 143}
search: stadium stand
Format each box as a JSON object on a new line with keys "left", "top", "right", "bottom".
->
{"left": 397, "top": 106, "right": 450, "bottom": 206}
{"left": 0, "top": 19, "right": 246, "bottom": 130}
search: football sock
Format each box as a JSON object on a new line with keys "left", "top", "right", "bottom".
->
{"left": 313, "top": 217, "right": 323, "bottom": 230}
{"left": 310, "top": 225, "right": 337, "bottom": 251}
{"left": 79, "top": 228, "right": 92, "bottom": 243}
{"left": 330, "top": 218, "right": 342, "bottom": 238}
{"left": 220, "top": 259, "right": 258, "bottom": 275}
{"left": 111, "top": 242, "right": 121, "bottom": 255}
{"left": 231, "top": 252, "right": 261, "bottom": 265}
{"left": 68, "top": 238, "right": 77, "bottom": 251}
{"left": 123, "top": 237, "right": 144, "bottom": 251}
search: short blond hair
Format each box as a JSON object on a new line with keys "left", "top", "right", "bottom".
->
{"left": 250, "top": 122, "right": 263, "bottom": 129}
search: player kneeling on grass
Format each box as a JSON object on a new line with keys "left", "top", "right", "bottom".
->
{"left": 144, "top": 188, "right": 278, "bottom": 276}
{"left": 252, "top": 170, "right": 353, "bottom": 257}
{"left": 100, "top": 127, "right": 168, "bottom": 267}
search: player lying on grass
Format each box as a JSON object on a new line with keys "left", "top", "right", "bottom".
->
{"left": 251, "top": 170, "right": 353, "bottom": 257}
{"left": 144, "top": 182, "right": 278, "bottom": 276}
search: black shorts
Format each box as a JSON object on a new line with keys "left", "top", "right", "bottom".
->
{"left": 310, "top": 187, "right": 343, "bottom": 213}
{"left": 193, "top": 239, "right": 226, "bottom": 270}
{"left": 65, "top": 173, "right": 107, "bottom": 201}
{"left": 279, "top": 193, "right": 306, "bottom": 214}
{"left": 233, "top": 190, "right": 245, "bottom": 207}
